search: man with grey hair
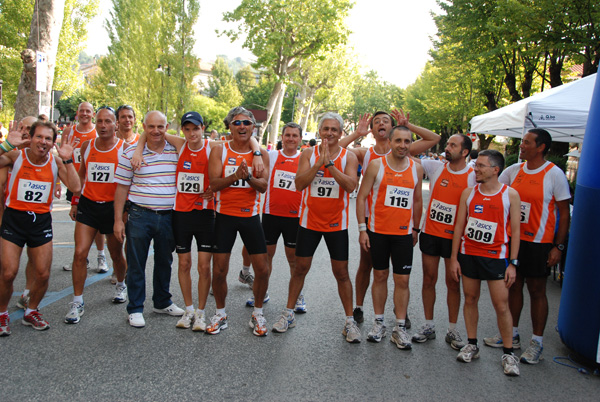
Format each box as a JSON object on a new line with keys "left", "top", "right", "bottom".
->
{"left": 207, "top": 106, "right": 270, "bottom": 336}
{"left": 272, "top": 112, "right": 361, "bottom": 343}
{"left": 114, "top": 110, "right": 185, "bottom": 328}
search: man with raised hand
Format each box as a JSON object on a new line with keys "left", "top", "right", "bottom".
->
{"left": 62, "top": 102, "right": 107, "bottom": 273}
{"left": 449, "top": 150, "right": 521, "bottom": 376}
{"left": 63, "top": 107, "right": 128, "bottom": 324}
{"left": 271, "top": 112, "right": 360, "bottom": 343}
{"left": 356, "top": 125, "right": 423, "bottom": 348}
{"left": 207, "top": 107, "right": 270, "bottom": 337}
{"left": 113, "top": 111, "right": 184, "bottom": 328}
{"left": 483, "top": 129, "right": 570, "bottom": 365}
{"left": 0, "top": 121, "right": 80, "bottom": 336}
{"left": 339, "top": 110, "right": 440, "bottom": 325}
{"left": 411, "top": 134, "right": 475, "bottom": 350}
{"left": 242, "top": 122, "right": 305, "bottom": 312}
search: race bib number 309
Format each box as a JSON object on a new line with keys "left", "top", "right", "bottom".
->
{"left": 465, "top": 217, "right": 497, "bottom": 244}
{"left": 17, "top": 179, "right": 51, "bottom": 204}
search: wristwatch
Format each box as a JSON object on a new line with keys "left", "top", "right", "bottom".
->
{"left": 247, "top": 173, "right": 253, "bottom": 181}
{"left": 253, "top": 151, "right": 262, "bottom": 156}
{"left": 510, "top": 259, "right": 520, "bottom": 267}
{"left": 554, "top": 243, "right": 565, "bottom": 251}
{"left": 324, "top": 160, "right": 334, "bottom": 168}
{"left": 63, "top": 158, "right": 73, "bottom": 164}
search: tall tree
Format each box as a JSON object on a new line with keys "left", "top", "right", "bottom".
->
{"left": 208, "top": 57, "right": 242, "bottom": 107}
{"left": 14, "top": 0, "right": 65, "bottom": 120}
{"left": 221, "top": 0, "right": 353, "bottom": 144}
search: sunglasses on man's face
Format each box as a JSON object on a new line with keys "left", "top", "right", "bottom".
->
{"left": 231, "top": 120, "right": 253, "bottom": 127}
{"left": 96, "top": 106, "right": 115, "bottom": 113}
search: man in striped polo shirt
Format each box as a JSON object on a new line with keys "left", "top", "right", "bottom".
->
{"left": 114, "top": 111, "right": 184, "bottom": 328}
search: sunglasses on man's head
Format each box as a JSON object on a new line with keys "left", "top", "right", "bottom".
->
{"left": 96, "top": 106, "right": 115, "bottom": 113}
{"left": 231, "top": 120, "right": 253, "bottom": 126}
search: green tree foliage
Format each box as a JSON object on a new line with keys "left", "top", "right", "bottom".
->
{"left": 188, "top": 94, "right": 229, "bottom": 132}
{"left": 0, "top": 0, "right": 97, "bottom": 121}
{"left": 348, "top": 71, "right": 404, "bottom": 128}
{"left": 235, "top": 65, "right": 258, "bottom": 96}
{"left": 207, "top": 57, "right": 242, "bottom": 107}
{"left": 53, "top": 0, "right": 99, "bottom": 98}
{"left": 95, "top": 0, "right": 199, "bottom": 126}
{"left": 221, "top": 0, "right": 353, "bottom": 144}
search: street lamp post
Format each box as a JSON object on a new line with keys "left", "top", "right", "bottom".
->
{"left": 155, "top": 64, "right": 171, "bottom": 120}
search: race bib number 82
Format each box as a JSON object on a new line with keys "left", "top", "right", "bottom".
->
{"left": 17, "top": 179, "right": 51, "bottom": 204}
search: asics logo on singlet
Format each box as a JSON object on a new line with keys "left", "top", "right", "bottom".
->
{"left": 329, "top": 223, "right": 339, "bottom": 227}
{"left": 182, "top": 174, "right": 200, "bottom": 181}
{"left": 474, "top": 205, "right": 483, "bottom": 213}
{"left": 432, "top": 201, "right": 453, "bottom": 212}
{"left": 91, "top": 164, "right": 110, "bottom": 171}
{"left": 279, "top": 171, "right": 295, "bottom": 180}
{"left": 241, "top": 208, "right": 250, "bottom": 212}
{"left": 27, "top": 183, "right": 48, "bottom": 190}
{"left": 390, "top": 188, "right": 411, "bottom": 196}
{"left": 183, "top": 161, "right": 192, "bottom": 169}
{"left": 227, "top": 158, "right": 236, "bottom": 165}
{"left": 319, "top": 179, "right": 336, "bottom": 186}
{"left": 483, "top": 197, "right": 491, "bottom": 201}
{"left": 475, "top": 222, "right": 493, "bottom": 230}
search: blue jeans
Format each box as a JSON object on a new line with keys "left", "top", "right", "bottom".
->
{"left": 125, "top": 205, "right": 176, "bottom": 314}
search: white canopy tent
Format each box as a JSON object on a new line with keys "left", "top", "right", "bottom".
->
{"left": 469, "top": 73, "right": 597, "bottom": 143}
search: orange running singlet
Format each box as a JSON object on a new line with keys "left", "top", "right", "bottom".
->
{"left": 422, "top": 163, "right": 474, "bottom": 239}
{"left": 298, "top": 147, "right": 349, "bottom": 232}
{"left": 367, "top": 157, "right": 418, "bottom": 235}
{"left": 509, "top": 162, "right": 561, "bottom": 243}
{"left": 81, "top": 138, "right": 124, "bottom": 202}
{"left": 174, "top": 140, "right": 213, "bottom": 212}
{"left": 215, "top": 142, "right": 259, "bottom": 217}
{"left": 6, "top": 149, "right": 58, "bottom": 213}
{"left": 70, "top": 126, "right": 97, "bottom": 172}
{"left": 263, "top": 150, "right": 301, "bottom": 217}
{"left": 460, "top": 184, "right": 511, "bottom": 259}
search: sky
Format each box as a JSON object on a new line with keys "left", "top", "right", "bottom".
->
{"left": 85, "top": 0, "right": 442, "bottom": 89}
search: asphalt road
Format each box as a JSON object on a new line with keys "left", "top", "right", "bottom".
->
{"left": 2, "top": 183, "right": 599, "bottom": 401}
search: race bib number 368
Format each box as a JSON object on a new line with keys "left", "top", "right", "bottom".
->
{"left": 17, "top": 179, "right": 51, "bottom": 204}
{"left": 384, "top": 186, "right": 413, "bottom": 209}
{"left": 465, "top": 217, "right": 498, "bottom": 244}
{"left": 429, "top": 199, "right": 457, "bottom": 225}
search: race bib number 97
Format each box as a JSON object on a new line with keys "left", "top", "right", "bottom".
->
{"left": 465, "top": 217, "right": 498, "bottom": 244}
{"left": 274, "top": 169, "right": 296, "bottom": 192}
{"left": 178, "top": 172, "right": 204, "bottom": 193}
{"left": 384, "top": 186, "right": 413, "bottom": 209}
{"left": 87, "top": 162, "right": 115, "bottom": 183}
{"left": 17, "top": 179, "right": 51, "bottom": 204}
{"left": 225, "top": 166, "right": 252, "bottom": 188}
{"left": 429, "top": 199, "right": 456, "bottom": 225}
{"left": 311, "top": 177, "right": 339, "bottom": 198}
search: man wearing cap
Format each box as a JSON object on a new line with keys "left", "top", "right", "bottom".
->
{"left": 113, "top": 110, "right": 185, "bottom": 328}
{"left": 130, "top": 111, "right": 263, "bottom": 331}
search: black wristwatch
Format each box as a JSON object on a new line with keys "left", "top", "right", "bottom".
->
{"left": 247, "top": 173, "right": 253, "bottom": 181}
{"left": 413, "top": 228, "right": 421, "bottom": 233}
{"left": 510, "top": 259, "right": 520, "bottom": 267}
{"left": 554, "top": 243, "right": 565, "bottom": 252}
{"left": 253, "top": 151, "right": 262, "bottom": 156}
{"left": 324, "top": 160, "right": 334, "bottom": 168}
{"left": 63, "top": 158, "right": 73, "bottom": 164}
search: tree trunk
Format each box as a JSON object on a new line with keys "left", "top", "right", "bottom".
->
{"left": 14, "top": 0, "right": 65, "bottom": 121}
{"left": 300, "top": 96, "right": 314, "bottom": 133}
{"left": 268, "top": 86, "right": 286, "bottom": 145}
{"left": 257, "top": 80, "right": 285, "bottom": 145}
{"left": 504, "top": 73, "right": 522, "bottom": 102}
{"left": 484, "top": 91, "right": 498, "bottom": 111}
{"left": 548, "top": 50, "right": 564, "bottom": 88}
